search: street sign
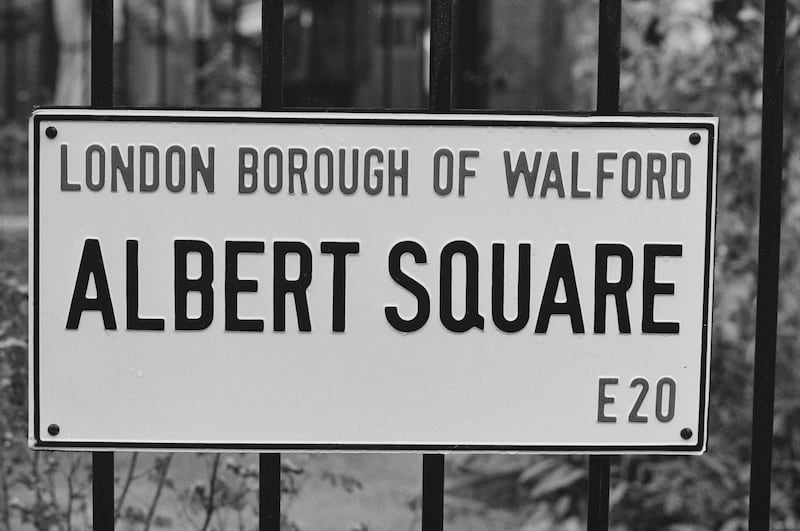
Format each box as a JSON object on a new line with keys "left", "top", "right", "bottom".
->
{"left": 30, "top": 109, "right": 717, "bottom": 453}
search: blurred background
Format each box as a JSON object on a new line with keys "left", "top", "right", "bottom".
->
{"left": 2, "top": 0, "right": 800, "bottom": 530}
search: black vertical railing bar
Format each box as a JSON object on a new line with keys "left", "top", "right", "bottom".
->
{"left": 587, "top": 1, "right": 620, "bottom": 530}
{"left": 422, "top": 1, "right": 451, "bottom": 530}
{"left": 345, "top": 0, "right": 357, "bottom": 87}
{"left": 587, "top": 456, "right": 610, "bottom": 531}
{"left": 422, "top": 453, "right": 445, "bottom": 530}
{"left": 258, "top": 2, "right": 284, "bottom": 530}
{"left": 748, "top": 0, "right": 787, "bottom": 528}
{"left": 91, "top": 0, "right": 113, "bottom": 109}
{"left": 261, "top": 0, "right": 284, "bottom": 110}
{"left": 90, "top": 0, "right": 115, "bottom": 527}
{"left": 428, "top": 0, "right": 452, "bottom": 113}
{"left": 92, "top": 452, "right": 115, "bottom": 526}
{"left": 259, "top": 453, "right": 281, "bottom": 531}
{"left": 157, "top": 0, "right": 167, "bottom": 104}
{"left": 382, "top": 0, "right": 393, "bottom": 108}
{"left": 596, "top": 0, "right": 621, "bottom": 115}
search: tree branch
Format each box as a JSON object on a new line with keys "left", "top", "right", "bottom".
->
{"left": 114, "top": 452, "right": 139, "bottom": 523}
{"left": 199, "top": 455, "right": 221, "bottom": 531}
{"left": 143, "top": 454, "right": 173, "bottom": 531}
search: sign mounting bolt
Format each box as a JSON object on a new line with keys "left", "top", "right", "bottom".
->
{"left": 689, "top": 132, "right": 701, "bottom": 145}
{"left": 45, "top": 126, "right": 58, "bottom": 139}
{"left": 680, "top": 427, "right": 693, "bottom": 440}
{"left": 47, "top": 424, "right": 60, "bottom": 436}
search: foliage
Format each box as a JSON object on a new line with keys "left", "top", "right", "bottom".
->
{"left": 0, "top": 124, "right": 28, "bottom": 191}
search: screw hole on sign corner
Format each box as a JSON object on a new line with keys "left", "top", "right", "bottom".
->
{"left": 45, "top": 126, "right": 58, "bottom": 139}
{"left": 47, "top": 424, "right": 60, "bottom": 436}
{"left": 680, "top": 427, "right": 693, "bottom": 440}
{"left": 689, "top": 132, "right": 701, "bottom": 145}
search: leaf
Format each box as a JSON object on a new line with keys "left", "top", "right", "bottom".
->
{"left": 0, "top": 337, "right": 26, "bottom": 349}
{"left": 529, "top": 467, "right": 585, "bottom": 499}
{"left": 518, "top": 458, "right": 560, "bottom": 484}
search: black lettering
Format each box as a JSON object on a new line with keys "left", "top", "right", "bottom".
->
{"left": 225, "top": 241, "right": 265, "bottom": 332}
{"left": 642, "top": 243, "right": 681, "bottom": 334}
{"left": 621, "top": 151, "right": 641, "bottom": 198}
{"left": 594, "top": 243, "right": 633, "bottom": 333}
{"left": 597, "top": 377, "right": 617, "bottom": 423}
{"left": 238, "top": 147, "right": 258, "bottom": 193}
{"left": 191, "top": 146, "right": 215, "bottom": 193}
{"left": 671, "top": 152, "right": 690, "bottom": 199}
{"left": 458, "top": 149, "right": 479, "bottom": 196}
{"left": 540, "top": 151, "right": 565, "bottom": 198}
{"left": 66, "top": 239, "right": 117, "bottom": 330}
{"left": 314, "top": 147, "right": 335, "bottom": 194}
{"left": 656, "top": 377, "right": 676, "bottom": 422}
{"left": 288, "top": 148, "right": 308, "bottom": 194}
{"left": 385, "top": 241, "right": 430, "bottom": 332}
{"left": 139, "top": 145, "right": 159, "bottom": 192}
{"left": 628, "top": 377, "right": 649, "bottom": 423}
{"left": 60, "top": 144, "right": 80, "bottom": 191}
{"left": 440, "top": 241, "right": 484, "bottom": 332}
{"left": 85, "top": 144, "right": 105, "bottom": 191}
{"left": 165, "top": 145, "right": 186, "bottom": 192}
{"left": 273, "top": 241, "right": 313, "bottom": 332}
{"left": 364, "top": 148, "right": 384, "bottom": 195}
{"left": 111, "top": 145, "right": 134, "bottom": 192}
{"left": 321, "top": 241, "right": 360, "bottom": 332}
{"left": 174, "top": 239, "right": 214, "bottom": 330}
{"left": 570, "top": 151, "right": 590, "bottom": 198}
{"left": 503, "top": 150, "right": 541, "bottom": 197}
{"left": 491, "top": 243, "right": 530, "bottom": 333}
{"left": 433, "top": 148, "right": 454, "bottom": 196}
{"left": 339, "top": 148, "right": 358, "bottom": 194}
{"left": 388, "top": 149, "right": 408, "bottom": 196}
{"left": 646, "top": 152, "right": 667, "bottom": 198}
{"left": 596, "top": 151, "right": 617, "bottom": 198}
{"left": 264, "top": 147, "right": 283, "bottom": 193}
{"left": 126, "top": 240, "right": 165, "bottom": 330}
{"left": 535, "top": 243, "right": 585, "bottom": 333}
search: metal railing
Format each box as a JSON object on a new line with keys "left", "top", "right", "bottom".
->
{"left": 80, "top": 0, "right": 788, "bottom": 529}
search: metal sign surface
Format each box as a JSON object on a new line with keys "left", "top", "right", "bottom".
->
{"left": 29, "top": 109, "right": 717, "bottom": 453}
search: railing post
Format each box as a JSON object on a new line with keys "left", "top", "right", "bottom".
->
{"left": 381, "top": 0, "right": 394, "bottom": 108}
{"left": 596, "top": 0, "right": 621, "bottom": 115}
{"left": 262, "top": 0, "right": 284, "bottom": 110}
{"left": 157, "top": 0, "right": 167, "bottom": 104}
{"left": 428, "top": 0, "right": 452, "bottom": 113}
{"left": 90, "top": 1, "right": 115, "bottom": 528}
{"left": 259, "top": 2, "right": 284, "bottom": 530}
{"left": 587, "top": 455, "right": 610, "bottom": 531}
{"left": 422, "top": 453, "right": 445, "bottom": 530}
{"left": 748, "top": 0, "right": 787, "bottom": 528}
{"left": 91, "top": 0, "right": 113, "bottom": 109}
{"left": 259, "top": 453, "right": 281, "bottom": 531}
{"left": 92, "top": 452, "right": 115, "bottom": 526}
{"left": 422, "top": 1, "right": 451, "bottom": 529}
{"left": 91, "top": 0, "right": 114, "bottom": 109}
{"left": 588, "top": 1, "right": 620, "bottom": 529}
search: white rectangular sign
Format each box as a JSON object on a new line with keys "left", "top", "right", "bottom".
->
{"left": 30, "top": 109, "right": 717, "bottom": 453}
